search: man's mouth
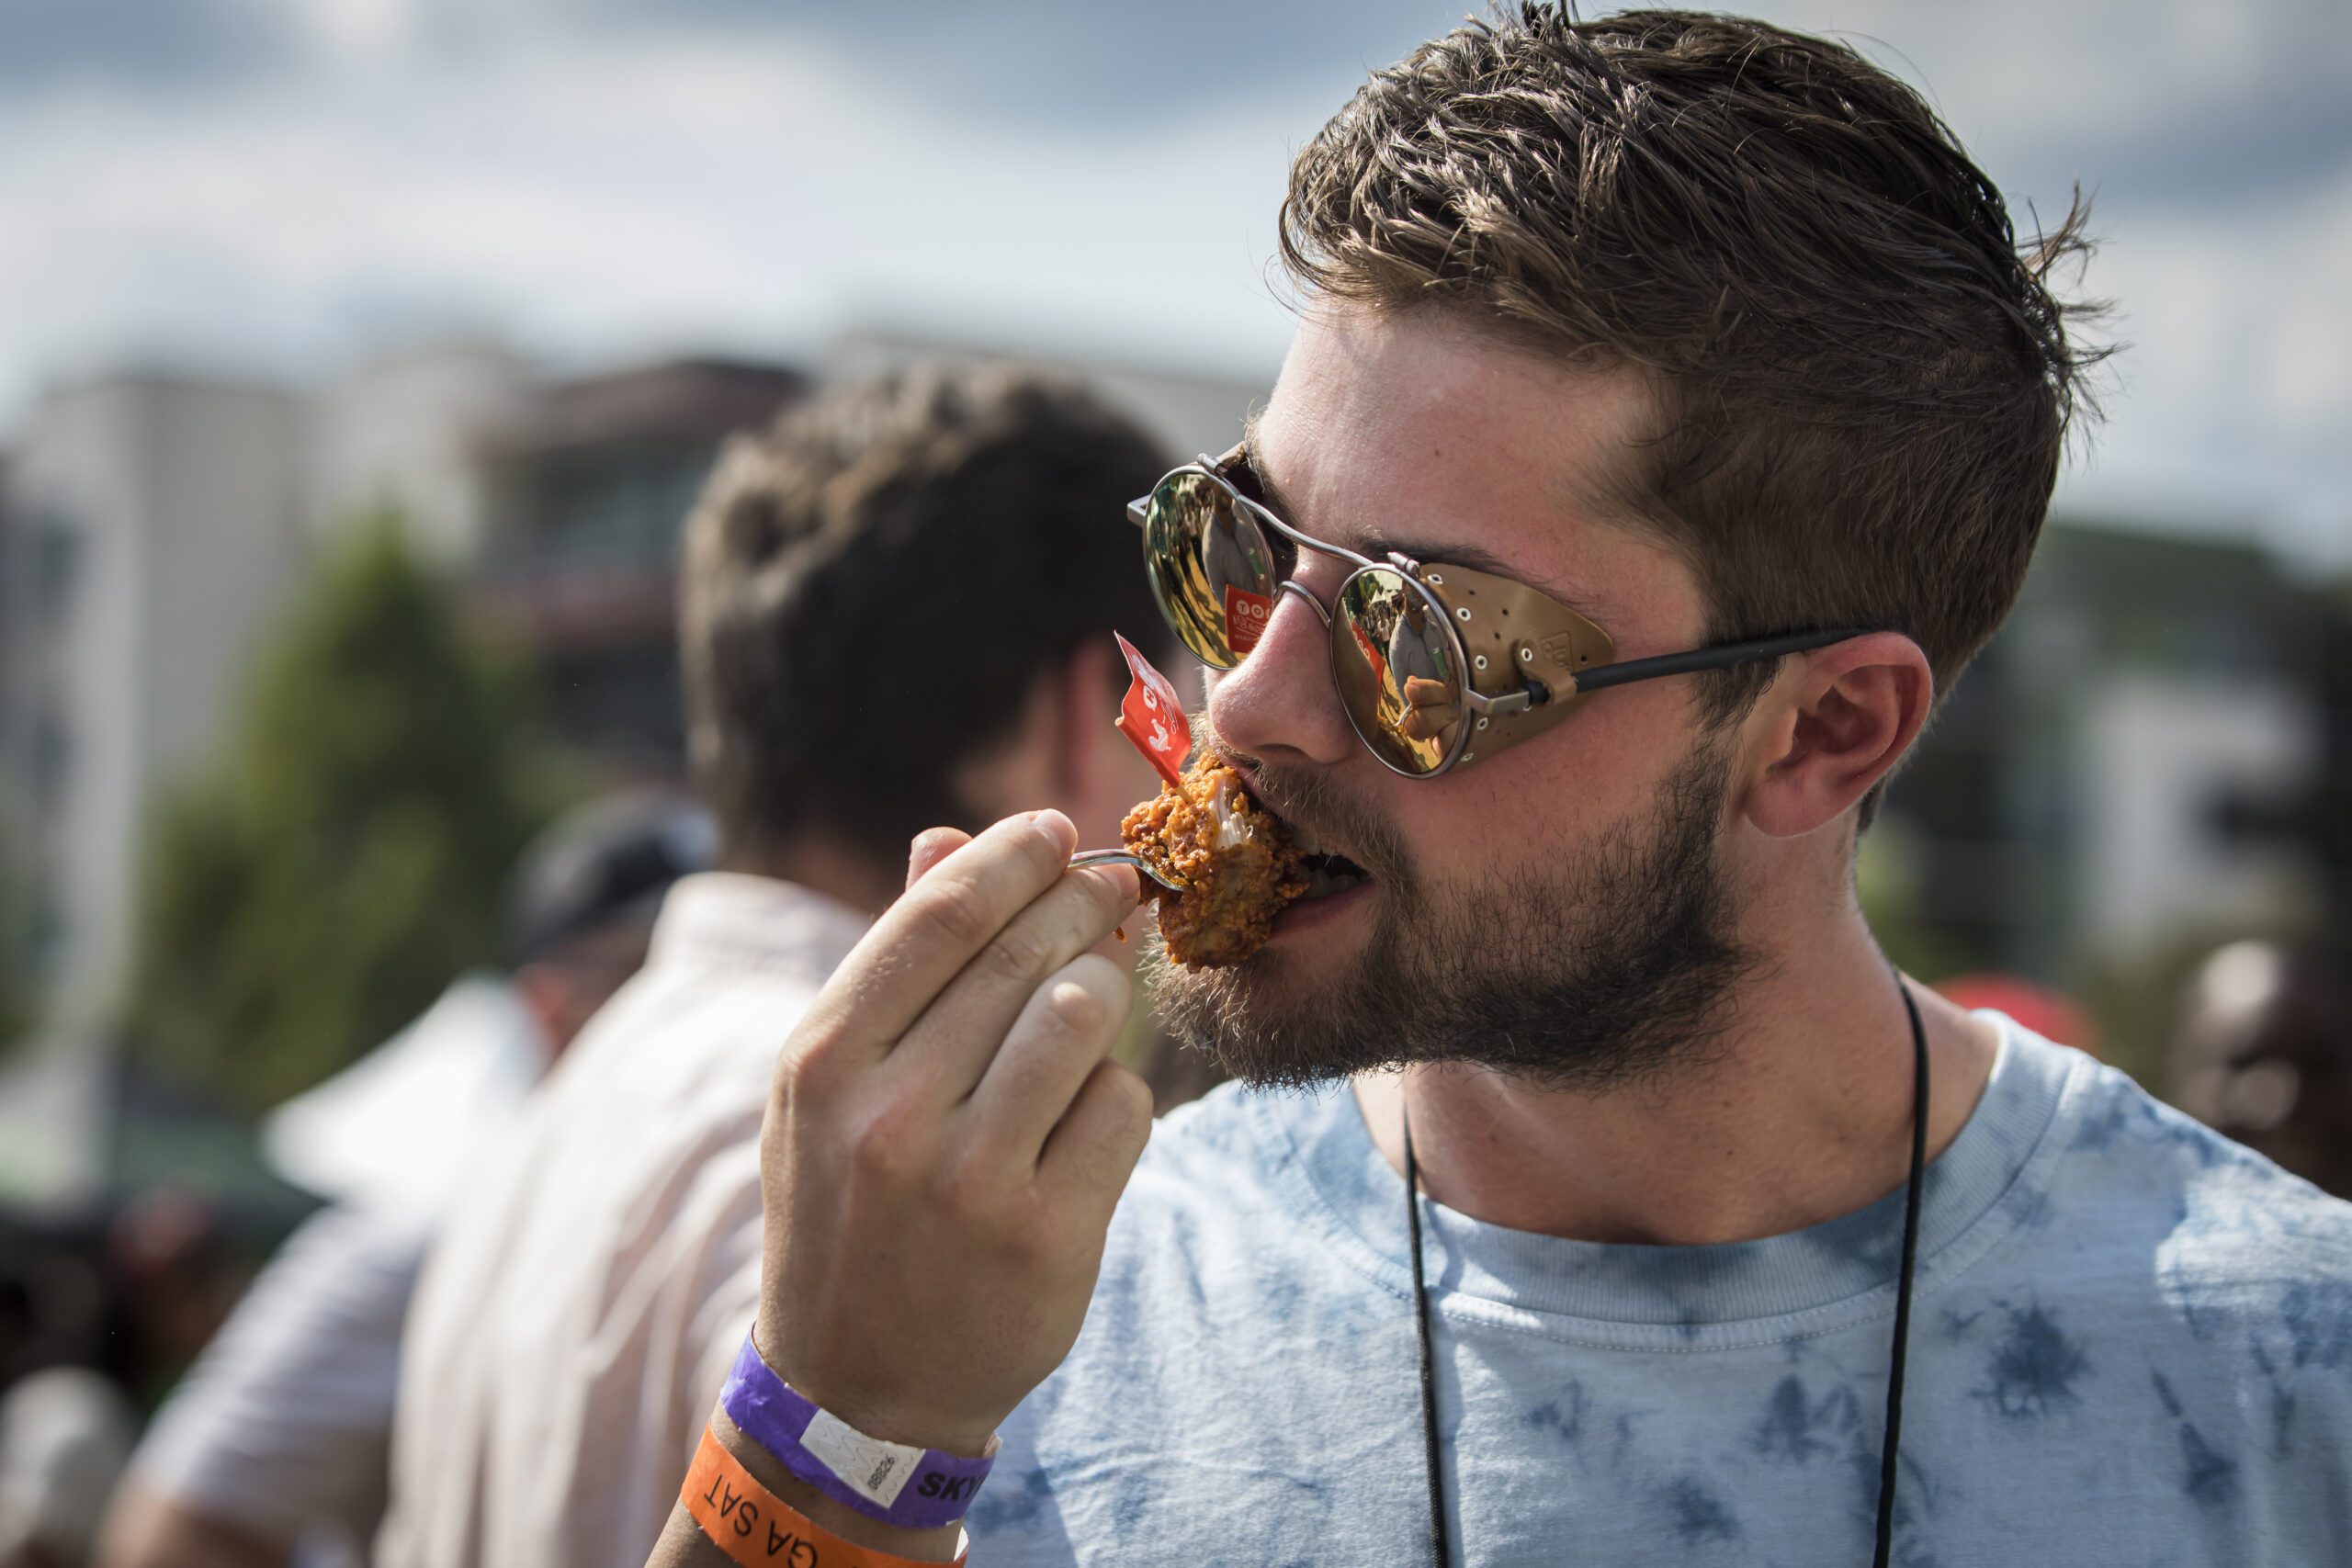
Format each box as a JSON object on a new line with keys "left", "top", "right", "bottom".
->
{"left": 1298, "top": 856, "right": 1370, "bottom": 902}
{"left": 1293, "top": 837, "right": 1370, "bottom": 902}
{"left": 1226, "top": 764, "right": 1372, "bottom": 902}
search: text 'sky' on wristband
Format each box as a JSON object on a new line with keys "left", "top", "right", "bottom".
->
{"left": 683, "top": 1427, "right": 967, "bottom": 1568}
{"left": 719, "top": 1332, "right": 996, "bottom": 1530}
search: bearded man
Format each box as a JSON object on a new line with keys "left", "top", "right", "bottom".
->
{"left": 643, "top": 11, "right": 2352, "bottom": 1567}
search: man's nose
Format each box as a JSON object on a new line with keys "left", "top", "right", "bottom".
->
{"left": 1204, "top": 577, "right": 1357, "bottom": 767}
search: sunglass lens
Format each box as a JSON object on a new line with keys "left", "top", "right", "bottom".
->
{"left": 1143, "top": 469, "right": 1279, "bottom": 670}
{"left": 1331, "top": 570, "right": 1467, "bottom": 775}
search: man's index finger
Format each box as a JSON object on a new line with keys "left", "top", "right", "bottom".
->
{"left": 793, "top": 812, "right": 1080, "bottom": 1063}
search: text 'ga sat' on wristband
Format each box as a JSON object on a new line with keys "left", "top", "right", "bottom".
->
{"left": 684, "top": 1426, "right": 967, "bottom": 1568}
{"left": 719, "top": 1331, "right": 997, "bottom": 1530}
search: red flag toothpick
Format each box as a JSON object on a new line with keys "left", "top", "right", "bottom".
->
{"left": 1113, "top": 632, "right": 1193, "bottom": 785}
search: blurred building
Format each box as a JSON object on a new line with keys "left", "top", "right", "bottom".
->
{"left": 1880, "top": 520, "right": 2329, "bottom": 984}
{"left": 0, "top": 347, "right": 805, "bottom": 1030}
{"left": 825, "top": 326, "right": 1266, "bottom": 460}
{"left": 0, "top": 374, "right": 309, "bottom": 1026}
{"left": 471, "top": 358, "right": 805, "bottom": 773}
{"left": 305, "top": 340, "right": 538, "bottom": 563}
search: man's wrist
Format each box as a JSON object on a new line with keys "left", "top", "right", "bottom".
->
{"left": 722, "top": 1332, "right": 996, "bottom": 1531}
{"left": 751, "top": 1314, "right": 998, "bottom": 1459}
{"left": 707, "top": 1410, "right": 963, "bottom": 1564}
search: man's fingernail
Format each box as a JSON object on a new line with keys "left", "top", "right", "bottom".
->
{"left": 906, "top": 828, "right": 950, "bottom": 888}
{"left": 1029, "top": 809, "right": 1076, "bottom": 857}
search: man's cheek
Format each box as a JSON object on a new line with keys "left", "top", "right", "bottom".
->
{"left": 1400, "top": 794, "right": 1567, "bottom": 909}
{"left": 1388, "top": 785, "right": 1489, "bottom": 879}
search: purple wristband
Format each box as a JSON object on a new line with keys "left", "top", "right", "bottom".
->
{"left": 718, "top": 1332, "right": 995, "bottom": 1530}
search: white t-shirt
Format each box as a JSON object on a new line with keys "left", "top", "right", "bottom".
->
{"left": 127, "top": 975, "right": 542, "bottom": 1562}
{"left": 128, "top": 1205, "right": 427, "bottom": 1565}
{"left": 376, "top": 874, "right": 869, "bottom": 1568}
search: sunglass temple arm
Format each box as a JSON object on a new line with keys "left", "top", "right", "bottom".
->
{"left": 1573, "top": 628, "right": 1864, "bottom": 694}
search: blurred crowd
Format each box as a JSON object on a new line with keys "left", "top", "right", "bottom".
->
{"left": 1, "top": 363, "right": 2346, "bottom": 1567}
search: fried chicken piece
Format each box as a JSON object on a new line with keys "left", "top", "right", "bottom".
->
{"left": 1119, "top": 753, "right": 1307, "bottom": 967}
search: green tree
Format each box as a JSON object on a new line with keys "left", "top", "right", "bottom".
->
{"left": 130, "top": 516, "right": 571, "bottom": 1111}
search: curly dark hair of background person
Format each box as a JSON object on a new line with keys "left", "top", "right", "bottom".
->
{"left": 680, "top": 366, "right": 1172, "bottom": 868}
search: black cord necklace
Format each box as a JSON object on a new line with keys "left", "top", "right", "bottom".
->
{"left": 1401, "top": 977, "right": 1932, "bottom": 1568}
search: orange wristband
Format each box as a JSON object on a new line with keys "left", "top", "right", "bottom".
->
{"left": 683, "top": 1426, "right": 968, "bottom": 1568}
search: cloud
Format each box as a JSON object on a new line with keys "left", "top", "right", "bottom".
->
{"left": 5, "top": 2, "right": 2342, "bottom": 197}
{"left": 2053, "top": 164, "right": 2352, "bottom": 550}
{"left": 0, "top": 29, "right": 1306, "bottom": 393}
{"left": 567, "top": 0, "right": 1453, "bottom": 121}
{"left": 1713, "top": 0, "right": 2349, "bottom": 215}
{"left": 0, "top": 0, "right": 1453, "bottom": 120}
{"left": 0, "top": 0, "right": 296, "bottom": 87}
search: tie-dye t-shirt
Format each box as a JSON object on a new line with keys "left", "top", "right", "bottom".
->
{"left": 973, "top": 1018, "right": 2352, "bottom": 1565}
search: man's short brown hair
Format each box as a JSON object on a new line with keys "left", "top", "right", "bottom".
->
{"left": 1281, "top": 6, "right": 2104, "bottom": 773}
{"left": 681, "top": 367, "right": 1167, "bottom": 866}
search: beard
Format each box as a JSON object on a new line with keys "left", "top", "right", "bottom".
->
{"left": 1148, "top": 736, "right": 1765, "bottom": 1095}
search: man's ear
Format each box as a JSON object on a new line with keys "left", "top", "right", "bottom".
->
{"left": 1054, "top": 636, "right": 1121, "bottom": 801}
{"left": 946, "top": 662, "right": 1058, "bottom": 826}
{"left": 948, "top": 639, "right": 1116, "bottom": 827}
{"left": 1740, "top": 632, "right": 1933, "bottom": 839}
{"left": 510, "top": 961, "right": 572, "bottom": 1069}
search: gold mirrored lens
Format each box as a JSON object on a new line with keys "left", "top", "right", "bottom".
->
{"left": 1143, "top": 470, "right": 1279, "bottom": 671}
{"left": 1331, "top": 569, "right": 1466, "bottom": 774}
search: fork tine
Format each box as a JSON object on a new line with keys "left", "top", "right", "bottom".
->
{"left": 1068, "top": 849, "right": 1187, "bottom": 894}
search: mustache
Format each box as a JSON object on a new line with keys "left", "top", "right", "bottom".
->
{"left": 1213, "top": 746, "right": 1416, "bottom": 891}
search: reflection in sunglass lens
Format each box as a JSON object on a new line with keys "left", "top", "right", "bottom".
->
{"left": 1331, "top": 569, "right": 1466, "bottom": 775}
{"left": 1143, "top": 470, "right": 1279, "bottom": 671}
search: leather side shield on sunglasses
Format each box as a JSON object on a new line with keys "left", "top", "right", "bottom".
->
{"left": 1332, "top": 556, "right": 1616, "bottom": 775}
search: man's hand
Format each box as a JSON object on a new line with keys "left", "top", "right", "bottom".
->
{"left": 755, "top": 809, "right": 1153, "bottom": 1459}
{"left": 1399, "top": 675, "right": 1459, "bottom": 741}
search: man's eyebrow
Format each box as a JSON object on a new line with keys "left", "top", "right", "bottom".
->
{"left": 1360, "top": 536, "right": 1520, "bottom": 578}
{"left": 1238, "top": 413, "right": 1591, "bottom": 607}
{"left": 1236, "top": 409, "right": 1297, "bottom": 524}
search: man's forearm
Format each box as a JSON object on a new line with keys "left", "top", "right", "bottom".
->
{"left": 650, "top": 818, "right": 1148, "bottom": 1566}
{"left": 643, "top": 1410, "right": 961, "bottom": 1567}
{"left": 96, "top": 1485, "right": 290, "bottom": 1568}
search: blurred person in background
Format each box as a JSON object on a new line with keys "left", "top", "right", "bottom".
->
{"left": 2172, "top": 938, "right": 2352, "bottom": 1198}
{"left": 374, "top": 367, "right": 1171, "bottom": 1568}
{"left": 0, "top": 1193, "right": 241, "bottom": 1568}
{"left": 0, "top": 1199, "right": 230, "bottom": 1568}
{"left": 94, "top": 794, "right": 707, "bottom": 1568}
{"left": 0, "top": 1365, "right": 136, "bottom": 1568}
{"left": 96, "top": 1195, "right": 243, "bottom": 1421}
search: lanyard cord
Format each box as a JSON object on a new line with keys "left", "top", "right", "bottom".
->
{"left": 1875, "top": 978, "right": 1931, "bottom": 1565}
{"left": 1402, "top": 1108, "right": 1450, "bottom": 1568}
{"left": 1400, "top": 976, "right": 1932, "bottom": 1568}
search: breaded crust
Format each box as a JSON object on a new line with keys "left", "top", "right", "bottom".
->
{"left": 1119, "top": 754, "right": 1307, "bottom": 967}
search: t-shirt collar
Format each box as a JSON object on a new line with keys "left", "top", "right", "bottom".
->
{"left": 1259, "top": 1015, "right": 2086, "bottom": 1342}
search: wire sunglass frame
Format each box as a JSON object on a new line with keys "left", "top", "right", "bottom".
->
{"left": 1128, "top": 446, "right": 1866, "bottom": 779}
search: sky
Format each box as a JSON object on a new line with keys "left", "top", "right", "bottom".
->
{"left": 1, "top": 0, "right": 2346, "bottom": 566}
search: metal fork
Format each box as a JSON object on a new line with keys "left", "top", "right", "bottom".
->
{"left": 1068, "top": 849, "right": 1187, "bottom": 894}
